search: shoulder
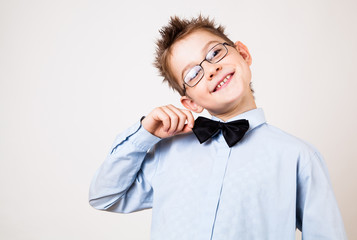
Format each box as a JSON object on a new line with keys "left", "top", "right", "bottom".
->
{"left": 256, "top": 123, "right": 325, "bottom": 172}
{"left": 253, "top": 123, "right": 325, "bottom": 170}
{"left": 254, "top": 123, "right": 319, "bottom": 152}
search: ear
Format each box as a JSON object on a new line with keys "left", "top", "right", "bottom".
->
{"left": 180, "top": 95, "right": 204, "bottom": 113}
{"left": 234, "top": 41, "right": 252, "bottom": 66}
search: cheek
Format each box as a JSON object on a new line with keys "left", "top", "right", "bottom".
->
{"left": 187, "top": 86, "right": 210, "bottom": 104}
{"left": 242, "top": 66, "right": 252, "bottom": 83}
{"left": 234, "top": 61, "right": 251, "bottom": 82}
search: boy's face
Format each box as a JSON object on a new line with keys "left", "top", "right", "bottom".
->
{"left": 169, "top": 29, "right": 254, "bottom": 119}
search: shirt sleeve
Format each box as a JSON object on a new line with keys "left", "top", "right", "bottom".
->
{"left": 88, "top": 120, "right": 161, "bottom": 213}
{"left": 296, "top": 150, "right": 347, "bottom": 239}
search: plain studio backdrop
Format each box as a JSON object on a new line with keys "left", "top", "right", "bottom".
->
{"left": 0, "top": 0, "right": 356, "bottom": 239}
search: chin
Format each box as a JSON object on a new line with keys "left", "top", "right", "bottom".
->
{"left": 223, "top": 89, "right": 245, "bottom": 103}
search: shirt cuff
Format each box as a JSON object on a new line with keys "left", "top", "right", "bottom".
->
{"left": 129, "top": 118, "right": 161, "bottom": 151}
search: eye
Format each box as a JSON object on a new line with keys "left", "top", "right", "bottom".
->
{"left": 206, "top": 47, "right": 222, "bottom": 62}
{"left": 184, "top": 66, "right": 202, "bottom": 84}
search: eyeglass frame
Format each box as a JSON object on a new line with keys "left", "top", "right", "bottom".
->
{"left": 182, "top": 42, "right": 231, "bottom": 94}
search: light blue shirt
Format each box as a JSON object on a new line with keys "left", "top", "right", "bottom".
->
{"left": 89, "top": 108, "right": 347, "bottom": 240}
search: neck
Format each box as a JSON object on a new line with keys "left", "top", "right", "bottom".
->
{"left": 211, "top": 94, "right": 257, "bottom": 122}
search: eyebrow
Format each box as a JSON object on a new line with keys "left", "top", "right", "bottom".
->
{"left": 181, "top": 40, "right": 220, "bottom": 80}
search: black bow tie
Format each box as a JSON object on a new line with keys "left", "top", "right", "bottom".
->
{"left": 192, "top": 117, "right": 250, "bottom": 147}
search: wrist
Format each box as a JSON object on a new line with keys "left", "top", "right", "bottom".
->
{"left": 140, "top": 116, "right": 154, "bottom": 135}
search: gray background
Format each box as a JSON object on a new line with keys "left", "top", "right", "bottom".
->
{"left": 1, "top": 0, "right": 356, "bottom": 239}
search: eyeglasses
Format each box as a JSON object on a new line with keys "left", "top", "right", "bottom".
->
{"left": 183, "top": 42, "right": 230, "bottom": 93}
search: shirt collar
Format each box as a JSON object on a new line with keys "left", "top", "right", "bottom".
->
{"left": 211, "top": 108, "right": 266, "bottom": 133}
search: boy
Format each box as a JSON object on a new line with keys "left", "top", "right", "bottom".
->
{"left": 89, "top": 15, "right": 347, "bottom": 239}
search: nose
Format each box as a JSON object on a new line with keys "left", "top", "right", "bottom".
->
{"left": 204, "top": 62, "right": 222, "bottom": 80}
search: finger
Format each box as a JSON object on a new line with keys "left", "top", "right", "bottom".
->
{"left": 161, "top": 106, "right": 179, "bottom": 134}
{"left": 181, "top": 109, "right": 195, "bottom": 129}
{"left": 152, "top": 108, "right": 171, "bottom": 132}
{"left": 181, "top": 124, "right": 193, "bottom": 134}
{"left": 166, "top": 105, "right": 187, "bottom": 133}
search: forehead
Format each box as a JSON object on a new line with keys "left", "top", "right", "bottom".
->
{"left": 169, "top": 30, "right": 226, "bottom": 82}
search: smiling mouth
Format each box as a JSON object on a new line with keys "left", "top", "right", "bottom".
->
{"left": 213, "top": 73, "right": 234, "bottom": 92}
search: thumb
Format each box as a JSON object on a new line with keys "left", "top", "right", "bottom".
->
{"left": 181, "top": 124, "right": 193, "bottom": 134}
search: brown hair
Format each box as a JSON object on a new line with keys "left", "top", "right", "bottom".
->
{"left": 154, "top": 15, "right": 237, "bottom": 96}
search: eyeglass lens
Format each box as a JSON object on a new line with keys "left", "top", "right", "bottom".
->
{"left": 184, "top": 43, "right": 227, "bottom": 87}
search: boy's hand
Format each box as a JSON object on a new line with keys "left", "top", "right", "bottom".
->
{"left": 141, "top": 104, "right": 194, "bottom": 139}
